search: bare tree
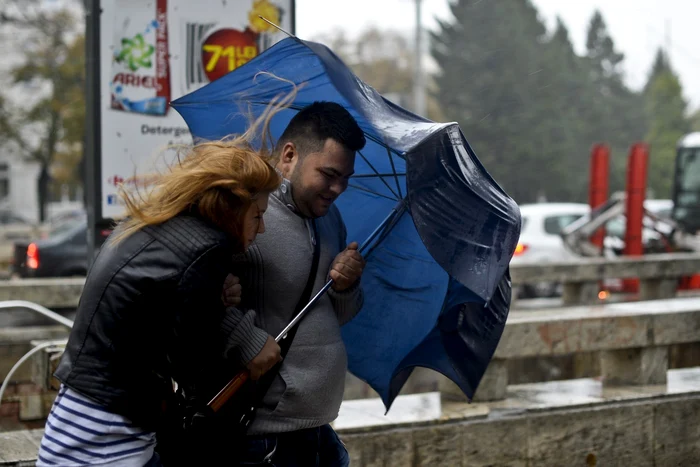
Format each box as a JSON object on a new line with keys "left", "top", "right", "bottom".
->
{"left": 0, "top": 0, "right": 85, "bottom": 221}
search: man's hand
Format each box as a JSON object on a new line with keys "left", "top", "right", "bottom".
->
{"left": 221, "top": 274, "right": 242, "bottom": 307}
{"left": 246, "top": 336, "right": 282, "bottom": 381}
{"left": 330, "top": 242, "right": 365, "bottom": 292}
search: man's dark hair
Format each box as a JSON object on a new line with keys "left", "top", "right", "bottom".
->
{"left": 276, "top": 101, "right": 366, "bottom": 157}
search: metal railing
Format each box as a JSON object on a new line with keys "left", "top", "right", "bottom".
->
{"left": 0, "top": 300, "right": 74, "bottom": 328}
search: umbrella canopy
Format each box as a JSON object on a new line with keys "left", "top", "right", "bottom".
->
{"left": 172, "top": 37, "right": 521, "bottom": 409}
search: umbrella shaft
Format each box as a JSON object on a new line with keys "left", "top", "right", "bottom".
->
{"left": 276, "top": 280, "right": 333, "bottom": 342}
{"left": 275, "top": 202, "right": 405, "bottom": 343}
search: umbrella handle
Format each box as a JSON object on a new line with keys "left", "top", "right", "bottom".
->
{"left": 207, "top": 370, "right": 250, "bottom": 412}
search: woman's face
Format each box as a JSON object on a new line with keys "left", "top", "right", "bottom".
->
{"left": 241, "top": 194, "right": 269, "bottom": 249}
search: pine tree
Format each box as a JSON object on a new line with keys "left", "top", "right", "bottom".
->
{"left": 644, "top": 48, "right": 689, "bottom": 197}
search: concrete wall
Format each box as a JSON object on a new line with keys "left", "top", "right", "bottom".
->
{"left": 1, "top": 392, "right": 698, "bottom": 466}
{"left": 339, "top": 393, "right": 700, "bottom": 466}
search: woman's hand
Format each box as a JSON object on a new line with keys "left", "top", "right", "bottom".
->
{"left": 222, "top": 274, "right": 242, "bottom": 307}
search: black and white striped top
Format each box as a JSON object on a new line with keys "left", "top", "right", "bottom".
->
{"left": 37, "top": 385, "right": 156, "bottom": 466}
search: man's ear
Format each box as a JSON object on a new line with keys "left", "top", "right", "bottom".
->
{"left": 280, "top": 142, "right": 296, "bottom": 164}
{"left": 277, "top": 142, "right": 299, "bottom": 178}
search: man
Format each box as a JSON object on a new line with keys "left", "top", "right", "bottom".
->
{"left": 227, "top": 101, "right": 367, "bottom": 465}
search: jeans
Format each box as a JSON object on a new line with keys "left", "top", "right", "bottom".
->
{"left": 238, "top": 424, "right": 349, "bottom": 466}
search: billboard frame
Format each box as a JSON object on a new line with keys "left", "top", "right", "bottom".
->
{"left": 84, "top": 0, "right": 296, "bottom": 261}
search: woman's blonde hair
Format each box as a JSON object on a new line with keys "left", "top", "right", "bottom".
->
{"left": 111, "top": 78, "right": 293, "bottom": 247}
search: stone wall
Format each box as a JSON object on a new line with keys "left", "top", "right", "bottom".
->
{"left": 1, "top": 392, "right": 698, "bottom": 466}
{"left": 339, "top": 393, "right": 700, "bottom": 466}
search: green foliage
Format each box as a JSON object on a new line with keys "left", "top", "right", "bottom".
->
{"left": 643, "top": 49, "right": 689, "bottom": 198}
{"left": 430, "top": 2, "right": 649, "bottom": 203}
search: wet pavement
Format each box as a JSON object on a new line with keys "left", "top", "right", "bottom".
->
{"left": 333, "top": 367, "right": 700, "bottom": 431}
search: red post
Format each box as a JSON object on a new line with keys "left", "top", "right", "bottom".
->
{"left": 588, "top": 144, "right": 610, "bottom": 253}
{"left": 623, "top": 143, "right": 649, "bottom": 293}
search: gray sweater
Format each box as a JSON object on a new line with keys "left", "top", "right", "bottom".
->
{"left": 231, "top": 178, "right": 364, "bottom": 434}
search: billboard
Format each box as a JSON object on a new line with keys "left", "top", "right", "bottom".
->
{"left": 85, "top": 0, "right": 294, "bottom": 251}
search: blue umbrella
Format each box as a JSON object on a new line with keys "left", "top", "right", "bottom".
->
{"left": 172, "top": 36, "right": 521, "bottom": 410}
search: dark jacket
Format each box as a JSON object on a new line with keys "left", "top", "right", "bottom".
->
{"left": 54, "top": 214, "right": 268, "bottom": 431}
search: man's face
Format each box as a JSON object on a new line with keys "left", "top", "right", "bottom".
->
{"left": 279, "top": 138, "right": 355, "bottom": 218}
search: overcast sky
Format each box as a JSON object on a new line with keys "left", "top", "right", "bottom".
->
{"left": 296, "top": 0, "right": 700, "bottom": 112}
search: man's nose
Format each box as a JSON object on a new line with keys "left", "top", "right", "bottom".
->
{"left": 330, "top": 179, "right": 348, "bottom": 196}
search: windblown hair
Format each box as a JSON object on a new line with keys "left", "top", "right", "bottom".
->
{"left": 111, "top": 77, "right": 296, "bottom": 246}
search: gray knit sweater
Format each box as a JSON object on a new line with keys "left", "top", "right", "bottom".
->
{"left": 231, "top": 178, "right": 364, "bottom": 434}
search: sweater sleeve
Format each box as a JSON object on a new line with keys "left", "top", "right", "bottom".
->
{"left": 328, "top": 280, "right": 364, "bottom": 325}
{"left": 219, "top": 307, "right": 269, "bottom": 365}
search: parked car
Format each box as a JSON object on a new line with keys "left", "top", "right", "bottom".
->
{"left": 512, "top": 200, "right": 674, "bottom": 298}
{"left": 0, "top": 211, "right": 39, "bottom": 268}
{"left": 511, "top": 203, "right": 588, "bottom": 297}
{"left": 11, "top": 219, "right": 89, "bottom": 278}
{"left": 37, "top": 209, "right": 87, "bottom": 239}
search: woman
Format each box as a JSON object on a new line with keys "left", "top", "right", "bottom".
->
{"left": 37, "top": 138, "right": 282, "bottom": 467}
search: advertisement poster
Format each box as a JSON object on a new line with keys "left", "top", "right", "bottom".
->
{"left": 98, "top": 0, "right": 294, "bottom": 219}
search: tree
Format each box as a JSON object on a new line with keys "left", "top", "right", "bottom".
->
{"left": 645, "top": 48, "right": 670, "bottom": 94}
{"left": 540, "top": 17, "right": 596, "bottom": 200}
{"left": 585, "top": 10, "right": 625, "bottom": 95}
{"left": 644, "top": 48, "right": 689, "bottom": 197}
{"left": 0, "top": 0, "right": 85, "bottom": 221}
{"left": 47, "top": 34, "right": 85, "bottom": 191}
{"left": 431, "top": 0, "right": 593, "bottom": 202}
{"left": 584, "top": 10, "right": 647, "bottom": 194}
{"left": 691, "top": 108, "right": 700, "bottom": 132}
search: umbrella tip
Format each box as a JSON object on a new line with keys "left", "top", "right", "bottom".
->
{"left": 258, "top": 16, "right": 295, "bottom": 39}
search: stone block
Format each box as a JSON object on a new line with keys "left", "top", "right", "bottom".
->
{"left": 461, "top": 417, "right": 529, "bottom": 466}
{"left": 0, "top": 277, "right": 84, "bottom": 309}
{"left": 400, "top": 367, "right": 439, "bottom": 395}
{"left": 654, "top": 397, "right": 700, "bottom": 465}
{"left": 341, "top": 434, "right": 365, "bottom": 467}
{"left": 19, "top": 394, "right": 43, "bottom": 421}
{"left": 653, "top": 308, "right": 700, "bottom": 346}
{"left": 17, "top": 384, "right": 41, "bottom": 396}
{"left": 528, "top": 403, "right": 654, "bottom": 466}
{"left": 413, "top": 424, "right": 463, "bottom": 466}
{"left": 471, "top": 360, "right": 508, "bottom": 401}
{"left": 601, "top": 347, "right": 668, "bottom": 386}
{"left": 354, "top": 430, "right": 415, "bottom": 467}
{"left": 438, "top": 375, "right": 468, "bottom": 403}
{"left": 562, "top": 281, "right": 599, "bottom": 305}
{"left": 378, "top": 430, "right": 416, "bottom": 467}
{"left": 496, "top": 313, "right": 651, "bottom": 360}
{"left": 0, "top": 429, "right": 42, "bottom": 464}
{"left": 0, "top": 344, "right": 33, "bottom": 383}
{"left": 639, "top": 278, "right": 678, "bottom": 301}
{"left": 0, "top": 400, "right": 19, "bottom": 419}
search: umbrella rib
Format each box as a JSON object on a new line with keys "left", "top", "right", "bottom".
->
{"left": 348, "top": 184, "right": 399, "bottom": 202}
{"left": 357, "top": 150, "right": 399, "bottom": 199}
{"left": 362, "top": 199, "right": 408, "bottom": 260}
{"left": 386, "top": 146, "right": 403, "bottom": 199}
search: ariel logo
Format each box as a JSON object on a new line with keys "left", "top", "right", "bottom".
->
{"left": 116, "top": 33, "right": 155, "bottom": 72}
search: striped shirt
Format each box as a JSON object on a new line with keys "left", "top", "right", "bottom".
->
{"left": 37, "top": 385, "right": 157, "bottom": 466}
